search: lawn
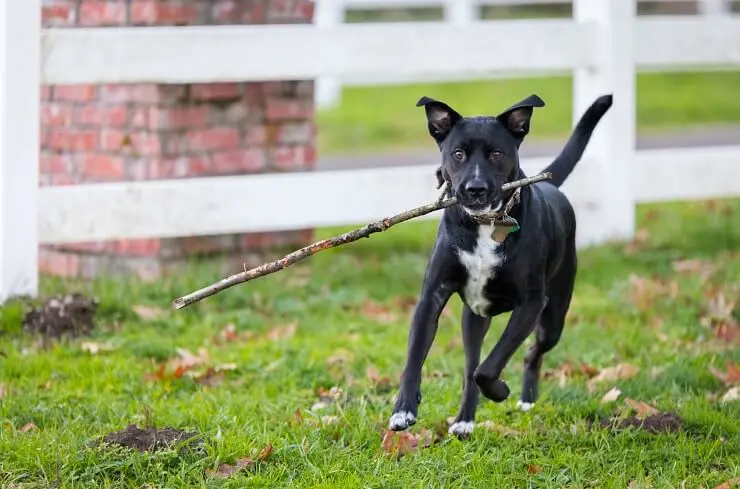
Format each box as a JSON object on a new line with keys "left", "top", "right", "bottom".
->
{"left": 1, "top": 198, "right": 740, "bottom": 488}
{"left": 317, "top": 70, "right": 740, "bottom": 155}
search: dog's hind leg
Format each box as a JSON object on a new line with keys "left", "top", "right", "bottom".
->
{"left": 519, "top": 252, "right": 576, "bottom": 410}
{"left": 449, "top": 306, "right": 491, "bottom": 439}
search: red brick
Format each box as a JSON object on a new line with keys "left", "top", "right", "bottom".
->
{"left": 100, "top": 84, "right": 162, "bottom": 104}
{"left": 100, "top": 131, "right": 161, "bottom": 156}
{"left": 56, "top": 242, "right": 108, "bottom": 254}
{"left": 42, "top": 1, "right": 75, "bottom": 26}
{"left": 267, "top": 122, "right": 313, "bottom": 144}
{"left": 211, "top": 0, "right": 239, "bottom": 23}
{"left": 108, "top": 238, "right": 162, "bottom": 256}
{"left": 75, "top": 106, "right": 128, "bottom": 127}
{"left": 40, "top": 154, "right": 69, "bottom": 174}
{"left": 265, "top": 98, "right": 314, "bottom": 121}
{"left": 40, "top": 86, "right": 52, "bottom": 101}
{"left": 270, "top": 145, "right": 316, "bottom": 171}
{"left": 130, "top": 0, "right": 199, "bottom": 25}
{"left": 80, "top": 154, "right": 126, "bottom": 180}
{"left": 78, "top": 0, "right": 127, "bottom": 26}
{"left": 54, "top": 85, "right": 98, "bottom": 102}
{"left": 50, "top": 174, "right": 78, "bottom": 186}
{"left": 266, "top": 0, "right": 314, "bottom": 24}
{"left": 41, "top": 104, "right": 74, "bottom": 126}
{"left": 150, "top": 106, "right": 210, "bottom": 130}
{"left": 190, "top": 83, "right": 241, "bottom": 102}
{"left": 211, "top": 149, "right": 265, "bottom": 175}
{"left": 186, "top": 128, "right": 240, "bottom": 152}
{"left": 245, "top": 125, "right": 267, "bottom": 145}
{"left": 47, "top": 129, "right": 98, "bottom": 152}
{"left": 39, "top": 250, "right": 80, "bottom": 278}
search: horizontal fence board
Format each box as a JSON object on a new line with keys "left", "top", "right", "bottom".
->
{"left": 41, "top": 20, "right": 592, "bottom": 85}
{"left": 39, "top": 146, "right": 740, "bottom": 245}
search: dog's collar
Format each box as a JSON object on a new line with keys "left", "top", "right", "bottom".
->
{"left": 469, "top": 187, "right": 522, "bottom": 242}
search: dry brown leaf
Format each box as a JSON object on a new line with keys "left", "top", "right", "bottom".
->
{"left": 132, "top": 305, "right": 166, "bottom": 320}
{"left": 600, "top": 387, "right": 622, "bottom": 404}
{"left": 713, "top": 478, "right": 740, "bottom": 489}
{"left": 216, "top": 323, "right": 238, "bottom": 343}
{"left": 672, "top": 258, "right": 716, "bottom": 283}
{"left": 206, "top": 457, "right": 254, "bottom": 478}
{"left": 257, "top": 443, "right": 273, "bottom": 462}
{"left": 366, "top": 365, "right": 393, "bottom": 392}
{"left": 625, "top": 398, "right": 660, "bottom": 418}
{"left": 20, "top": 422, "right": 37, "bottom": 433}
{"left": 477, "top": 420, "right": 523, "bottom": 437}
{"left": 527, "top": 464, "right": 542, "bottom": 474}
{"left": 720, "top": 386, "right": 740, "bottom": 403}
{"left": 579, "top": 363, "right": 600, "bottom": 378}
{"left": 627, "top": 275, "right": 679, "bottom": 311}
{"left": 587, "top": 363, "right": 640, "bottom": 392}
{"left": 544, "top": 361, "right": 575, "bottom": 387}
{"left": 193, "top": 367, "right": 226, "bottom": 387}
{"left": 326, "top": 349, "right": 354, "bottom": 367}
{"left": 710, "top": 362, "right": 740, "bottom": 386}
{"left": 265, "top": 322, "right": 297, "bottom": 341}
{"left": 381, "top": 429, "right": 419, "bottom": 458}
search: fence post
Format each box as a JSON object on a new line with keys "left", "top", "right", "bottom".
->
{"left": 314, "top": 0, "right": 344, "bottom": 109}
{"left": 572, "top": 0, "right": 635, "bottom": 247}
{"left": 444, "top": 0, "right": 477, "bottom": 24}
{"left": 0, "top": 1, "right": 40, "bottom": 303}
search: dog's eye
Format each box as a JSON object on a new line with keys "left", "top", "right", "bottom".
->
{"left": 490, "top": 150, "right": 504, "bottom": 160}
{"left": 452, "top": 149, "right": 465, "bottom": 161}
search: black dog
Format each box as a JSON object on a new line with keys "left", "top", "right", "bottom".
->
{"left": 388, "top": 93, "right": 613, "bottom": 438}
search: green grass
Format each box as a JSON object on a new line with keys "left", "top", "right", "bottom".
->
{"left": 317, "top": 70, "right": 740, "bottom": 155}
{"left": 2, "top": 198, "right": 740, "bottom": 488}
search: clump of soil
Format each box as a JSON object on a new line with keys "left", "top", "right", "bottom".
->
{"left": 599, "top": 412, "right": 684, "bottom": 434}
{"left": 102, "top": 424, "right": 200, "bottom": 453}
{"left": 22, "top": 293, "right": 98, "bottom": 341}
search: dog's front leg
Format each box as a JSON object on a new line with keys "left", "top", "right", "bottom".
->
{"left": 474, "top": 295, "right": 546, "bottom": 402}
{"left": 389, "top": 285, "right": 454, "bottom": 431}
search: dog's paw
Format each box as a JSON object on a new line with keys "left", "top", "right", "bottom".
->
{"left": 388, "top": 411, "right": 417, "bottom": 431}
{"left": 474, "top": 374, "right": 510, "bottom": 402}
{"left": 517, "top": 399, "right": 535, "bottom": 412}
{"left": 448, "top": 420, "right": 474, "bottom": 439}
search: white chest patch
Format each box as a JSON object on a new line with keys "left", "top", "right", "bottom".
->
{"left": 457, "top": 224, "right": 503, "bottom": 316}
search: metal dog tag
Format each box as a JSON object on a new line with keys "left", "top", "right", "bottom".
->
{"left": 491, "top": 217, "right": 520, "bottom": 243}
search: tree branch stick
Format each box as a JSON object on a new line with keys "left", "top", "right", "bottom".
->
{"left": 172, "top": 172, "right": 552, "bottom": 310}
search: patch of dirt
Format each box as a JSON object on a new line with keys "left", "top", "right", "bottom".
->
{"left": 599, "top": 412, "right": 684, "bottom": 434}
{"left": 23, "top": 293, "right": 98, "bottom": 342}
{"left": 102, "top": 424, "right": 200, "bottom": 453}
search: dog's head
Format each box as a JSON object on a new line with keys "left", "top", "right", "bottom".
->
{"left": 419, "top": 94, "right": 545, "bottom": 216}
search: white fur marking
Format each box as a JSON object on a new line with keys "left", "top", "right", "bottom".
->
{"left": 474, "top": 163, "right": 481, "bottom": 180}
{"left": 517, "top": 400, "right": 535, "bottom": 412}
{"left": 388, "top": 411, "right": 416, "bottom": 430}
{"left": 448, "top": 421, "right": 475, "bottom": 437}
{"left": 458, "top": 224, "right": 503, "bottom": 316}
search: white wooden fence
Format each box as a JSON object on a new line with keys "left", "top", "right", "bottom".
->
{"left": 1, "top": 0, "right": 740, "bottom": 301}
{"left": 314, "top": 0, "right": 735, "bottom": 108}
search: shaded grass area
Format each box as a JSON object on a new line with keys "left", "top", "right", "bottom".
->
{"left": 1, "top": 198, "right": 740, "bottom": 488}
{"left": 317, "top": 70, "right": 740, "bottom": 155}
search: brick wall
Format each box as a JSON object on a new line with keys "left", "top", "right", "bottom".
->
{"left": 40, "top": 0, "right": 316, "bottom": 281}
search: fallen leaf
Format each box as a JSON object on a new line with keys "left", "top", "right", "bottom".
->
{"left": 326, "top": 349, "right": 354, "bottom": 368}
{"left": 193, "top": 367, "right": 226, "bottom": 387}
{"left": 625, "top": 398, "right": 660, "bottom": 418}
{"left": 714, "top": 478, "right": 740, "bottom": 489}
{"left": 627, "top": 275, "right": 679, "bottom": 311}
{"left": 257, "top": 443, "right": 273, "bottom": 462}
{"left": 381, "top": 429, "right": 419, "bottom": 458}
{"left": 587, "top": 363, "right": 640, "bottom": 392}
{"left": 206, "top": 457, "right": 254, "bottom": 478}
{"left": 311, "top": 386, "right": 345, "bottom": 410}
{"left": 672, "top": 258, "right": 716, "bottom": 280}
{"left": 265, "top": 322, "right": 297, "bottom": 341}
{"left": 20, "top": 422, "right": 37, "bottom": 433}
{"left": 0, "top": 383, "right": 6, "bottom": 399}
{"left": 216, "top": 323, "right": 238, "bottom": 343}
{"left": 544, "top": 361, "right": 575, "bottom": 387}
{"left": 579, "top": 363, "right": 600, "bottom": 378}
{"left": 710, "top": 362, "right": 740, "bottom": 386}
{"left": 720, "top": 386, "right": 740, "bottom": 403}
{"left": 366, "top": 365, "right": 393, "bottom": 392}
{"left": 527, "top": 464, "right": 542, "bottom": 474}
{"left": 132, "top": 305, "right": 165, "bottom": 320}
{"left": 361, "top": 300, "right": 398, "bottom": 324}
{"left": 321, "top": 415, "right": 340, "bottom": 425}
{"left": 600, "top": 387, "right": 622, "bottom": 404}
{"left": 477, "top": 421, "right": 523, "bottom": 437}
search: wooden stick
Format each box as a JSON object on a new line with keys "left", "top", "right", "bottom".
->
{"left": 172, "top": 172, "right": 552, "bottom": 310}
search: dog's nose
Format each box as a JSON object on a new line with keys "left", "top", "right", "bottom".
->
{"left": 464, "top": 180, "right": 488, "bottom": 198}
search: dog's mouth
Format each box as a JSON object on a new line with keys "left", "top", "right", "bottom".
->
{"left": 460, "top": 200, "right": 502, "bottom": 217}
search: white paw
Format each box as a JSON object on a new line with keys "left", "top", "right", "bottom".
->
{"left": 517, "top": 400, "right": 535, "bottom": 412}
{"left": 448, "top": 421, "right": 474, "bottom": 438}
{"left": 388, "top": 411, "right": 416, "bottom": 431}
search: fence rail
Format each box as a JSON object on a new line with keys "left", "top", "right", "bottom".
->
{"left": 1, "top": 0, "right": 739, "bottom": 301}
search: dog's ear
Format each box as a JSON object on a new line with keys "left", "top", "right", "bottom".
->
{"left": 496, "top": 94, "right": 545, "bottom": 143}
{"left": 416, "top": 96, "right": 463, "bottom": 145}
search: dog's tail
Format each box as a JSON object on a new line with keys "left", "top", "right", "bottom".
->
{"left": 539, "top": 94, "right": 613, "bottom": 188}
